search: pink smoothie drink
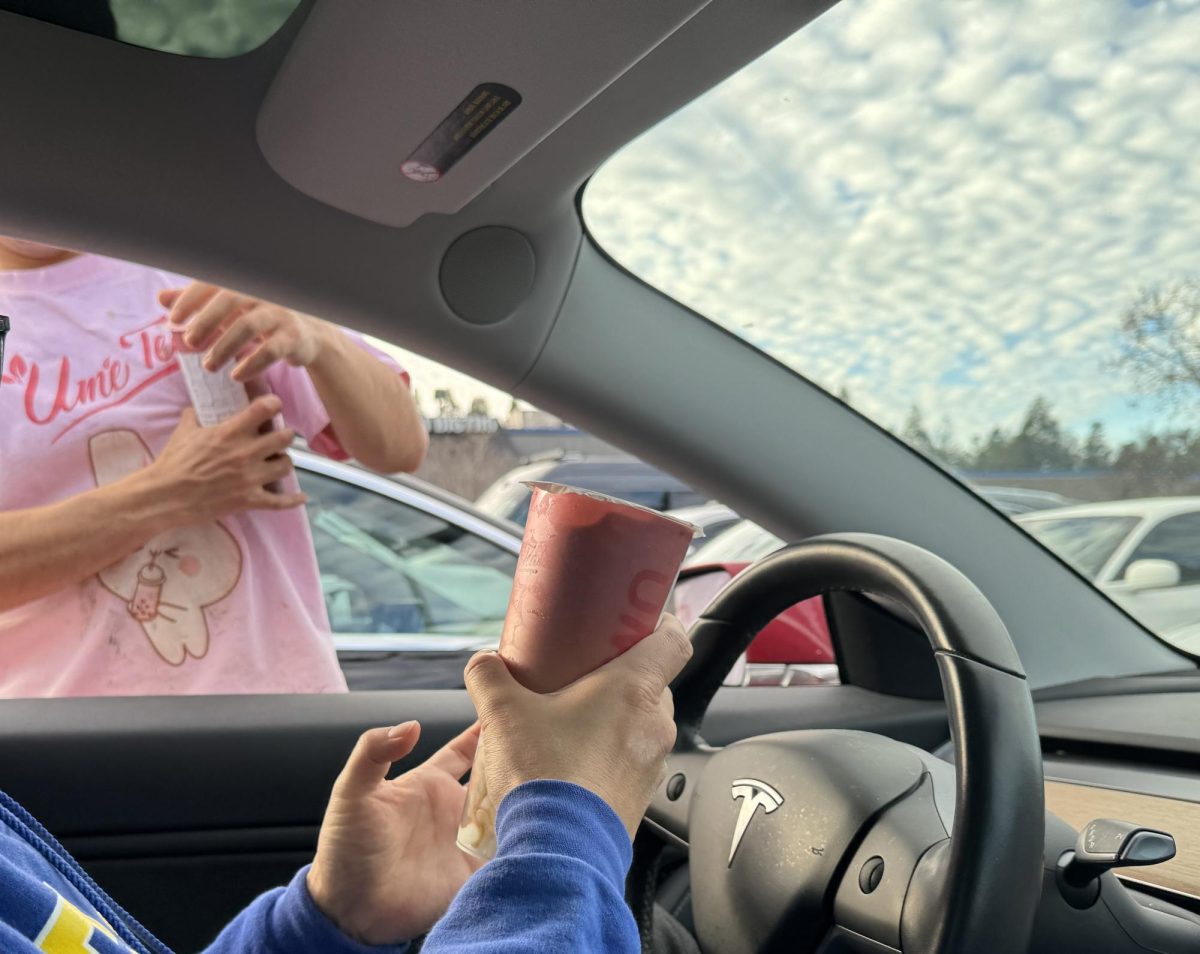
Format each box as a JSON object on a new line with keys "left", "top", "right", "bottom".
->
{"left": 456, "top": 481, "right": 698, "bottom": 859}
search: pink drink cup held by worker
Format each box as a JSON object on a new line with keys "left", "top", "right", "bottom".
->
{"left": 457, "top": 481, "right": 699, "bottom": 860}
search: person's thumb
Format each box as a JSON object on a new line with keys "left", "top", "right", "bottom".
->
{"left": 169, "top": 407, "right": 198, "bottom": 436}
{"left": 335, "top": 721, "right": 421, "bottom": 797}
{"left": 464, "top": 652, "right": 521, "bottom": 726}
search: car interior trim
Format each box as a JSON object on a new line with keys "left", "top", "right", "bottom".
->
{"left": 1045, "top": 781, "right": 1200, "bottom": 900}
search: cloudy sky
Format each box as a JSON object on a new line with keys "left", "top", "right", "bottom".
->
{"left": 584, "top": 0, "right": 1200, "bottom": 446}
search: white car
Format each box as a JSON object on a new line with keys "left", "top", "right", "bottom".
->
{"left": 1017, "top": 498, "right": 1200, "bottom": 652}
{"left": 665, "top": 502, "right": 742, "bottom": 557}
{"left": 293, "top": 449, "right": 523, "bottom": 688}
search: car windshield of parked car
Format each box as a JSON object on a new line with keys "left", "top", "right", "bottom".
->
{"left": 1018, "top": 515, "right": 1140, "bottom": 581}
{"left": 585, "top": 0, "right": 1200, "bottom": 655}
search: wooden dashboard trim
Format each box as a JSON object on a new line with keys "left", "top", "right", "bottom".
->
{"left": 1044, "top": 780, "right": 1200, "bottom": 898}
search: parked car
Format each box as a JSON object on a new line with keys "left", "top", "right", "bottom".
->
{"left": 1017, "top": 498, "right": 1200, "bottom": 649}
{"left": 293, "top": 449, "right": 523, "bottom": 690}
{"left": 665, "top": 501, "right": 742, "bottom": 557}
{"left": 676, "top": 519, "right": 838, "bottom": 685}
{"left": 475, "top": 454, "right": 707, "bottom": 525}
{"left": 975, "top": 485, "right": 1078, "bottom": 515}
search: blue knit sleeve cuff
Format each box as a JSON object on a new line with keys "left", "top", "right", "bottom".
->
{"left": 494, "top": 780, "right": 634, "bottom": 890}
{"left": 273, "top": 866, "right": 411, "bottom": 954}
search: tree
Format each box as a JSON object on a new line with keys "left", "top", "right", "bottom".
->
{"left": 469, "top": 396, "right": 491, "bottom": 418}
{"left": 434, "top": 389, "right": 459, "bottom": 418}
{"left": 933, "top": 415, "right": 963, "bottom": 468}
{"left": 1116, "top": 277, "right": 1200, "bottom": 411}
{"left": 973, "top": 426, "right": 1016, "bottom": 471}
{"left": 1081, "top": 422, "right": 1112, "bottom": 470}
{"left": 1009, "top": 396, "right": 1075, "bottom": 471}
{"left": 901, "top": 405, "right": 935, "bottom": 456}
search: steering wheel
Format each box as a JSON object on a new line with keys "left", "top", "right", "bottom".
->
{"left": 634, "top": 533, "right": 1045, "bottom": 954}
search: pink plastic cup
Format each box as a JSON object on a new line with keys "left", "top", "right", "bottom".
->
{"left": 456, "top": 481, "right": 699, "bottom": 859}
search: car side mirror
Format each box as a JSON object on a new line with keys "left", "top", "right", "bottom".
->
{"left": 1123, "top": 559, "right": 1181, "bottom": 590}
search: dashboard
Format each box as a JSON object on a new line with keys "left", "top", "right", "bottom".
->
{"left": 691, "top": 679, "right": 1200, "bottom": 951}
{"left": 1034, "top": 683, "right": 1200, "bottom": 908}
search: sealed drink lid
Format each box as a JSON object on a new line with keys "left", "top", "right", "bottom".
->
{"left": 522, "top": 481, "right": 702, "bottom": 538}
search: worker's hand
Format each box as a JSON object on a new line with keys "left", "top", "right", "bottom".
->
{"left": 308, "top": 723, "right": 483, "bottom": 945}
{"left": 142, "top": 397, "right": 305, "bottom": 527}
{"left": 161, "top": 283, "right": 332, "bottom": 383}
{"left": 465, "top": 615, "right": 692, "bottom": 838}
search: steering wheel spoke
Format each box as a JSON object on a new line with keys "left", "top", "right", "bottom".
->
{"left": 645, "top": 746, "right": 714, "bottom": 847}
{"left": 829, "top": 768, "right": 952, "bottom": 950}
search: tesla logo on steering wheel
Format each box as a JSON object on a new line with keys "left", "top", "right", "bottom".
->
{"left": 728, "top": 778, "right": 784, "bottom": 866}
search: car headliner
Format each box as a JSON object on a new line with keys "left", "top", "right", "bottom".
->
{"left": 0, "top": 0, "right": 1189, "bottom": 687}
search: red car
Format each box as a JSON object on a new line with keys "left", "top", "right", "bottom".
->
{"left": 670, "top": 520, "right": 838, "bottom": 685}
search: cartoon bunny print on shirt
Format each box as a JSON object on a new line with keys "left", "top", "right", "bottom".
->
{"left": 88, "top": 429, "right": 242, "bottom": 665}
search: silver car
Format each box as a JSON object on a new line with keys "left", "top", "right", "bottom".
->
{"left": 1018, "top": 498, "right": 1200, "bottom": 654}
{"left": 292, "top": 449, "right": 522, "bottom": 689}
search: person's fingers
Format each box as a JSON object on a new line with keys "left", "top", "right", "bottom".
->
{"left": 169, "top": 406, "right": 199, "bottom": 435}
{"left": 222, "top": 394, "right": 283, "bottom": 435}
{"left": 256, "top": 453, "right": 295, "bottom": 485}
{"left": 658, "top": 689, "right": 678, "bottom": 750}
{"left": 248, "top": 426, "right": 296, "bottom": 460}
{"left": 231, "top": 333, "right": 293, "bottom": 382}
{"left": 247, "top": 488, "right": 308, "bottom": 510}
{"left": 204, "top": 307, "right": 280, "bottom": 372}
{"left": 158, "top": 288, "right": 184, "bottom": 309}
{"left": 183, "top": 289, "right": 252, "bottom": 351}
{"left": 167, "top": 282, "right": 219, "bottom": 328}
{"left": 464, "top": 652, "right": 523, "bottom": 727}
{"left": 418, "top": 722, "right": 481, "bottom": 780}
{"left": 336, "top": 722, "right": 421, "bottom": 796}
{"left": 591, "top": 614, "right": 693, "bottom": 693}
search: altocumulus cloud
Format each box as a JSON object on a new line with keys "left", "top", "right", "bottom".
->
{"left": 585, "top": 0, "right": 1200, "bottom": 444}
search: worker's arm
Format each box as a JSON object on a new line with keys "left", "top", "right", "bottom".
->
{"left": 164, "top": 285, "right": 428, "bottom": 474}
{"left": 0, "top": 398, "right": 301, "bottom": 614}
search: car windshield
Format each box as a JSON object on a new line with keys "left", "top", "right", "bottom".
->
{"left": 1018, "top": 515, "right": 1140, "bottom": 581}
{"left": 586, "top": 0, "right": 1200, "bottom": 654}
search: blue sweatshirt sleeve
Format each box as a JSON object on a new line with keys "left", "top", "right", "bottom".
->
{"left": 201, "top": 867, "right": 409, "bottom": 954}
{"left": 422, "top": 780, "right": 639, "bottom": 954}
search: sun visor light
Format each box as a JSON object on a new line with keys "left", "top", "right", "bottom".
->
{"left": 256, "top": 0, "right": 713, "bottom": 227}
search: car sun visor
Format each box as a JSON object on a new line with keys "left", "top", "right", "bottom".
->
{"left": 256, "top": 0, "right": 713, "bottom": 228}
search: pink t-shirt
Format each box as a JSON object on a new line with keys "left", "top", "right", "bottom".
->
{"left": 0, "top": 254, "right": 405, "bottom": 697}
